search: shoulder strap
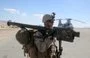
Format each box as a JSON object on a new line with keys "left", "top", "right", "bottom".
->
{"left": 38, "top": 28, "right": 46, "bottom": 36}
{"left": 38, "top": 28, "right": 57, "bottom": 40}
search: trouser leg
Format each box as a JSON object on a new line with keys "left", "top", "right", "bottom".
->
{"left": 28, "top": 46, "right": 38, "bottom": 58}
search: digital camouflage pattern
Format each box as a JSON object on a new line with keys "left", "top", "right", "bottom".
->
{"left": 33, "top": 31, "right": 59, "bottom": 58}
{"left": 16, "top": 29, "right": 60, "bottom": 58}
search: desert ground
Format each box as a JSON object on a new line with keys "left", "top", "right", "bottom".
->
{"left": 0, "top": 28, "right": 90, "bottom": 58}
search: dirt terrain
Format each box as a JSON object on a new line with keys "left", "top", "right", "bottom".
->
{"left": 0, "top": 28, "right": 90, "bottom": 58}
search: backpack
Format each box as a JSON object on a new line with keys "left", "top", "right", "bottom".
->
{"left": 16, "top": 29, "right": 34, "bottom": 45}
{"left": 16, "top": 29, "right": 36, "bottom": 57}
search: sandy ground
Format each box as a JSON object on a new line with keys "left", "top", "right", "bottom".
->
{"left": 0, "top": 28, "right": 90, "bottom": 58}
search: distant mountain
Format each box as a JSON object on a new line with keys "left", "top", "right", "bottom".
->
{"left": 0, "top": 20, "right": 7, "bottom": 25}
{"left": 0, "top": 20, "right": 8, "bottom": 28}
{"left": 0, "top": 20, "right": 18, "bottom": 28}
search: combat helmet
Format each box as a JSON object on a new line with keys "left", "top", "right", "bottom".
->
{"left": 42, "top": 14, "right": 55, "bottom": 23}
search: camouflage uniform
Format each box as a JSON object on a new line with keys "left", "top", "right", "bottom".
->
{"left": 16, "top": 28, "right": 59, "bottom": 58}
{"left": 14, "top": 12, "right": 80, "bottom": 58}
{"left": 33, "top": 29, "right": 59, "bottom": 58}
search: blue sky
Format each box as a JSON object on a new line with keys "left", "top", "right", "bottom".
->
{"left": 0, "top": 0, "right": 90, "bottom": 28}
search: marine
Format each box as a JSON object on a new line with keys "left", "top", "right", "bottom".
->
{"left": 15, "top": 13, "right": 80, "bottom": 58}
